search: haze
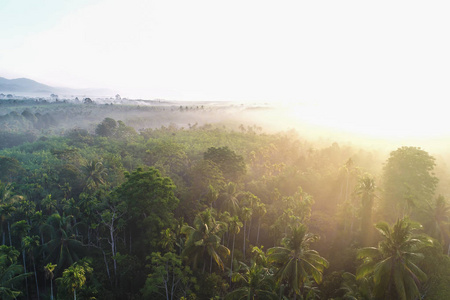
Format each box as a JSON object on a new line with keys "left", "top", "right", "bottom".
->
{"left": 2, "top": 0, "right": 450, "bottom": 142}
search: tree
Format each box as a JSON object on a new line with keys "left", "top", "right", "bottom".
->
{"left": 82, "top": 160, "right": 107, "bottom": 192}
{"left": 204, "top": 146, "right": 246, "bottom": 180}
{"left": 0, "top": 245, "right": 31, "bottom": 300}
{"left": 228, "top": 215, "right": 243, "bottom": 282}
{"left": 218, "top": 182, "right": 240, "bottom": 215}
{"left": 187, "top": 160, "right": 225, "bottom": 204}
{"left": 383, "top": 147, "right": 438, "bottom": 219}
{"left": 254, "top": 201, "right": 266, "bottom": 246}
{"left": 42, "top": 213, "right": 84, "bottom": 273}
{"left": 181, "top": 209, "right": 230, "bottom": 272}
{"left": 23, "top": 235, "right": 40, "bottom": 299}
{"left": 58, "top": 260, "right": 93, "bottom": 300}
{"left": 97, "top": 195, "right": 127, "bottom": 284}
{"left": 141, "top": 251, "right": 195, "bottom": 300}
{"left": 95, "top": 117, "right": 117, "bottom": 137}
{"left": 44, "top": 263, "right": 57, "bottom": 300}
{"left": 268, "top": 224, "right": 329, "bottom": 299}
{"left": 356, "top": 218, "right": 432, "bottom": 300}
{"left": 114, "top": 167, "right": 179, "bottom": 256}
{"left": 11, "top": 220, "right": 31, "bottom": 298}
{"left": 0, "top": 182, "right": 23, "bottom": 246}
{"left": 0, "top": 157, "right": 23, "bottom": 182}
{"left": 340, "top": 272, "right": 373, "bottom": 300}
{"left": 226, "top": 261, "right": 277, "bottom": 300}
{"left": 355, "top": 175, "right": 377, "bottom": 246}
{"left": 420, "top": 195, "right": 450, "bottom": 253}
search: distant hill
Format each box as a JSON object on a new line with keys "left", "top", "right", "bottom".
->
{"left": 0, "top": 77, "right": 114, "bottom": 97}
{"left": 0, "top": 77, "right": 54, "bottom": 94}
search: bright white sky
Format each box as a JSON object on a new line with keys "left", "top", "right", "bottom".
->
{"left": 1, "top": 0, "right": 450, "bottom": 140}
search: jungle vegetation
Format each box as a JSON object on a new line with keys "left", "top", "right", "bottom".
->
{"left": 1, "top": 98, "right": 450, "bottom": 299}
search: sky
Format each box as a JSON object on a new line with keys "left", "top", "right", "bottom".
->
{"left": 1, "top": 0, "right": 450, "bottom": 140}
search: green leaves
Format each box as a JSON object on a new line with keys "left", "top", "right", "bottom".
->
{"left": 383, "top": 147, "right": 438, "bottom": 219}
{"left": 267, "top": 224, "right": 328, "bottom": 297}
{"left": 182, "top": 208, "right": 230, "bottom": 271}
{"left": 356, "top": 218, "right": 431, "bottom": 299}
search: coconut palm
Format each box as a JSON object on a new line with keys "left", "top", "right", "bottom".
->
{"left": 11, "top": 220, "right": 31, "bottom": 297}
{"left": 421, "top": 195, "right": 450, "bottom": 252}
{"left": 340, "top": 272, "right": 373, "bottom": 300}
{"left": 82, "top": 160, "right": 107, "bottom": 192}
{"left": 218, "top": 182, "right": 240, "bottom": 215}
{"left": 226, "top": 261, "right": 277, "bottom": 300}
{"left": 267, "top": 224, "right": 329, "bottom": 299}
{"left": 0, "top": 182, "right": 23, "bottom": 246}
{"left": 356, "top": 218, "right": 432, "bottom": 300}
{"left": 42, "top": 213, "right": 84, "bottom": 273}
{"left": 181, "top": 208, "right": 230, "bottom": 272}
{"left": 0, "top": 245, "right": 31, "bottom": 300}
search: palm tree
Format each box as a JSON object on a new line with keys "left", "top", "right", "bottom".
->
{"left": 42, "top": 213, "right": 84, "bottom": 273}
{"left": 267, "top": 224, "right": 329, "bottom": 299}
{"left": 356, "top": 218, "right": 432, "bottom": 300}
{"left": 82, "top": 160, "right": 107, "bottom": 192}
{"left": 0, "top": 204, "right": 15, "bottom": 246}
{"left": 340, "top": 272, "right": 373, "bottom": 300}
{"left": 23, "top": 235, "right": 40, "bottom": 299}
{"left": 0, "top": 182, "right": 23, "bottom": 246}
{"left": 44, "top": 263, "right": 57, "bottom": 300}
{"left": 181, "top": 209, "right": 230, "bottom": 272}
{"left": 228, "top": 215, "right": 243, "bottom": 282}
{"left": 218, "top": 182, "right": 240, "bottom": 215}
{"left": 0, "top": 245, "right": 31, "bottom": 300}
{"left": 421, "top": 195, "right": 450, "bottom": 253}
{"left": 239, "top": 206, "right": 252, "bottom": 260}
{"left": 58, "top": 260, "right": 93, "bottom": 300}
{"left": 11, "top": 220, "right": 31, "bottom": 298}
{"left": 226, "top": 261, "right": 277, "bottom": 300}
{"left": 355, "top": 175, "right": 377, "bottom": 246}
{"left": 205, "top": 184, "right": 219, "bottom": 208}
{"left": 254, "top": 201, "right": 266, "bottom": 246}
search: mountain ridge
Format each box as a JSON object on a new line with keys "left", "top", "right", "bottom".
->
{"left": 0, "top": 76, "right": 114, "bottom": 97}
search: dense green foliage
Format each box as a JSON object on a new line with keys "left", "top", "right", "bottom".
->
{"left": 1, "top": 100, "right": 450, "bottom": 299}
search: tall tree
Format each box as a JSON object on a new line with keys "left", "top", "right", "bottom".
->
{"left": 355, "top": 175, "right": 377, "bottom": 246}
{"left": 268, "top": 224, "right": 329, "bottom": 299}
{"left": 383, "top": 147, "right": 438, "bottom": 219}
{"left": 228, "top": 215, "right": 243, "bottom": 282}
{"left": 357, "top": 218, "right": 432, "bottom": 300}
{"left": 218, "top": 182, "right": 240, "bottom": 215}
{"left": 42, "top": 213, "right": 84, "bottom": 273}
{"left": 0, "top": 182, "right": 23, "bottom": 246}
{"left": 95, "top": 118, "right": 117, "bottom": 137}
{"left": 113, "top": 167, "right": 179, "bottom": 257}
{"left": 227, "top": 261, "right": 277, "bottom": 300}
{"left": 420, "top": 195, "right": 450, "bottom": 253}
{"left": 0, "top": 245, "right": 30, "bottom": 300}
{"left": 141, "top": 251, "right": 195, "bottom": 300}
{"left": 82, "top": 160, "right": 107, "bottom": 192}
{"left": 44, "top": 263, "right": 57, "bottom": 300}
{"left": 181, "top": 209, "right": 230, "bottom": 272}
{"left": 204, "top": 146, "right": 246, "bottom": 180}
{"left": 58, "top": 260, "right": 93, "bottom": 300}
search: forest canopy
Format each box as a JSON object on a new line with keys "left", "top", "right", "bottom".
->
{"left": 1, "top": 99, "right": 450, "bottom": 299}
